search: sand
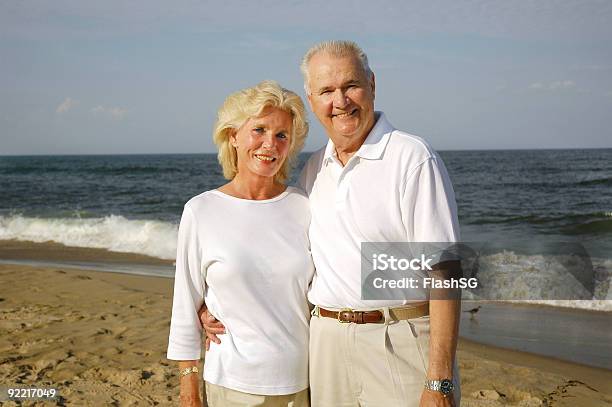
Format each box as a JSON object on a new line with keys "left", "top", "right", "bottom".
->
{"left": 0, "top": 241, "right": 611, "bottom": 406}
{"left": 0, "top": 264, "right": 175, "bottom": 406}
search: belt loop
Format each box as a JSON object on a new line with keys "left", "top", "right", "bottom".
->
{"left": 382, "top": 306, "right": 391, "bottom": 325}
{"left": 311, "top": 305, "right": 320, "bottom": 317}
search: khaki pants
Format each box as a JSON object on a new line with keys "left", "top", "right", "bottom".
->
{"left": 309, "top": 307, "right": 460, "bottom": 407}
{"left": 205, "top": 382, "right": 310, "bottom": 407}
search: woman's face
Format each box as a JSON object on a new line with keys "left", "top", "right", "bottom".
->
{"left": 231, "top": 106, "right": 293, "bottom": 181}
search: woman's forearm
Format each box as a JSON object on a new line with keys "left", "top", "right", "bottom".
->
{"left": 178, "top": 360, "right": 202, "bottom": 407}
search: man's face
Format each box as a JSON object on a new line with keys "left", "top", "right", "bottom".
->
{"left": 306, "top": 53, "right": 375, "bottom": 144}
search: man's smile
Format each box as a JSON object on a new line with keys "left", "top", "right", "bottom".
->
{"left": 332, "top": 109, "right": 358, "bottom": 119}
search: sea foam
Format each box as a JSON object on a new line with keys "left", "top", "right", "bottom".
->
{"left": 0, "top": 215, "right": 178, "bottom": 260}
{"left": 0, "top": 215, "right": 610, "bottom": 311}
{"left": 461, "top": 251, "right": 612, "bottom": 311}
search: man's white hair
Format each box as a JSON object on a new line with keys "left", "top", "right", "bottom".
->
{"left": 300, "top": 40, "right": 373, "bottom": 95}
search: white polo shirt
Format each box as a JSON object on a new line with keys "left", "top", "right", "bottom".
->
{"left": 298, "top": 112, "right": 460, "bottom": 310}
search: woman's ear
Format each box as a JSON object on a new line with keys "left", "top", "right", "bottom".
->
{"left": 229, "top": 129, "right": 238, "bottom": 148}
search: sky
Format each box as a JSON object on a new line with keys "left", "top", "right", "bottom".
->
{"left": 1, "top": 0, "right": 611, "bottom": 155}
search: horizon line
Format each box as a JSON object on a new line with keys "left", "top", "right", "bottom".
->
{"left": 2, "top": 146, "right": 612, "bottom": 157}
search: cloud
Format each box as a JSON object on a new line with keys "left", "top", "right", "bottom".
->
{"left": 56, "top": 97, "right": 78, "bottom": 114}
{"left": 571, "top": 64, "right": 612, "bottom": 72}
{"left": 528, "top": 80, "right": 576, "bottom": 91}
{"left": 91, "top": 105, "right": 128, "bottom": 119}
{"left": 549, "top": 80, "right": 575, "bottom": 90}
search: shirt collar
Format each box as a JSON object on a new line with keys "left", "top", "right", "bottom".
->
{"left": 323, "top": 111, "right": 394, "bottom": 164}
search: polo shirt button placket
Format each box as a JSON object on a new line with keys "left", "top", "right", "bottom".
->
{"left": 336, "top": 158, "right": 359, "bottom": 208}
{"left": 335, "top": 170, "right": 352, "bottom": 210}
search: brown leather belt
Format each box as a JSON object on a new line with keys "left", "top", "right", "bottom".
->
{"left": 318, "top": 303, "right": 429, "bottom": 324}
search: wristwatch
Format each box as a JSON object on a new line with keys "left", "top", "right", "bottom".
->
{"left": 424, "top": 378, "right": 454, "bottom": 396}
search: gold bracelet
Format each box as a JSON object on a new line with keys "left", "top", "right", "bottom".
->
{"left": 179, "top": 366, "right": 199, "bottom": 377}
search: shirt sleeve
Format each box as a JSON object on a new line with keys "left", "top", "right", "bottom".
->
{"left": 296, "top": 150, "right": 324, "bottom": 195}
{"left": 296, "top": 164, "right": 309, "bottom": 193}
{"left": 167, "top": 204, "right": 205, "bottom": 360}
{"left": 401, "top": 154, "right": 460, "bottom": 244}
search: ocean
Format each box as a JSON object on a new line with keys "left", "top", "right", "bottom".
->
{"left": 1, "top": 149, "right": 611, "bottom": 310}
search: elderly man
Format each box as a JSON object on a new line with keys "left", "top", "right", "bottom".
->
{"left": 298, "top": 40, "right": 460, "bottom": 407}
{"left": 203, "top": 40, "right": 461, "bottom": 407}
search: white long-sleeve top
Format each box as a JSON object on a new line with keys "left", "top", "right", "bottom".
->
{"left": 167, "top": 186, "right": 314, "bottom": 395}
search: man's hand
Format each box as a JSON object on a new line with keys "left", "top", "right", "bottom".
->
{"left": 419, "top": 389, "right": 455, "bottom": 407}
{"left": 197, "top": 304, "right": 225, "bottom": 350}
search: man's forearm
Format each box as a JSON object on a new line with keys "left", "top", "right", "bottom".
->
{"left": 427, "top": 298, "right": 460, "bottom": 379}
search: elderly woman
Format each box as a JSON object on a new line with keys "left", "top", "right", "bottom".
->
{"left": 167, "top": 80, "right": 312, "bottom": 407}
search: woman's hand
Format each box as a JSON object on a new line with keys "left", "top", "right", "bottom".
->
{"left": 179, "top": 393, "right": 202, "bottom": 407}
{"left": 198, "top": 304, "right": 226, "bottom": 350}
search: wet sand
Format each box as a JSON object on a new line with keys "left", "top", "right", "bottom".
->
{"left": 459, "top": 301, "right": 612, "bottom": 369}
{"left": 0, "top": 241, "right": 611, "bottom": 406}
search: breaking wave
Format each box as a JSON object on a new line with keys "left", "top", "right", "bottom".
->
{"left": 0, "top": 215, "right": 178, "bottom": 260}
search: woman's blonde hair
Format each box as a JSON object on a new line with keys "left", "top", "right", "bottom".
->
{"left": 213, "top": 80, "right": 309, "bottom": 184}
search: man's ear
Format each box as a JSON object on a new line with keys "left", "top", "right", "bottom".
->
{"left": 306, "top": 91, "right": 314, "bottom": 111}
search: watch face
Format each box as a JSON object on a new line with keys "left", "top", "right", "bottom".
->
{"left": 440, "top": 379, "right": 454, "bottom": 395}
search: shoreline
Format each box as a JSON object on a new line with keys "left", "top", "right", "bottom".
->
{"left": 3, "top": 247, "right": 610, "bottom": 315}
{"left": 459, "top": 337, "right": 612, "bottom": 386}
{"left": 1, "top": 263, "right": 611, "bottom": 405}
{"left": 1, "top": 239, "right": 610, "bottom": 309}
{"left": 1, "top": 239, "right": 611, "bottom": 368}
{"left": 0, "top": 239, "right": 173, "bottom": 266}
{"left": 0, "top": 239, "right": 175, "bottom": 278}
{"left": 459, "top": 301, "right": 612, "bottom": 369}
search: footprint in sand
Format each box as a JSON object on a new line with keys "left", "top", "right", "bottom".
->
{"left": 63, "top": 310, "right": 84, "bottom": 319}
{"left": 472, "top": 389, "right": 508, "bottom": 401}
{"left": 545, "top": 380, "right": 600, "bottom": 405}
{"left": 107, "top": 325, "right": 128, "bottom": 338}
